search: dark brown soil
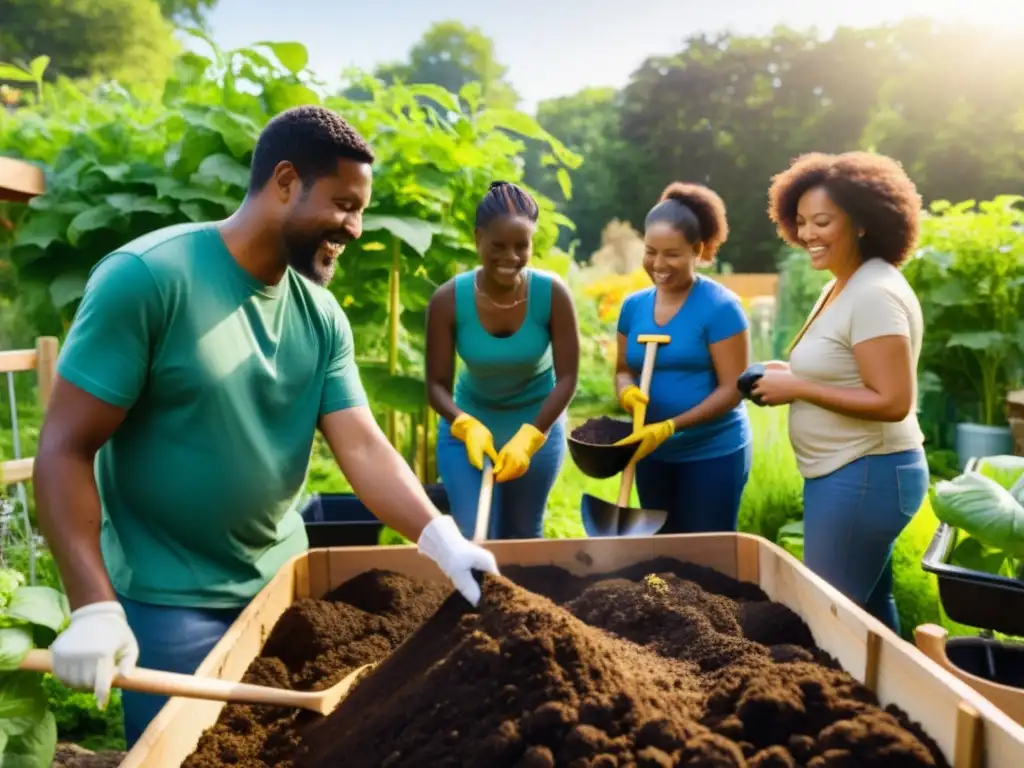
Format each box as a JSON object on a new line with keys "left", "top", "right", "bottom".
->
{"left": 571, "top": 416, "right": 634, "bottom": 445}
{"left": 181, "top": 559, "right": 949, "bottom": 768}
{"left": 51, "top": 744, "right": 125, "bottom": 768}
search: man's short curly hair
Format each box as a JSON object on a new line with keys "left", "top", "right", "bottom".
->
{"left": 767, "top": 151, "right": 922, "bottom": 266}
{"left": 249, "top": 105, "right": 375, "bottom": 193}
{"left": 645, "top": 181, "right": 730, "bottom": 263}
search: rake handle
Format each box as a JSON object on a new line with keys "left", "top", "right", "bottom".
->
{"left": 19, "top": 648, "right": 322, "bottom": 711}
{"left": 616, "top": 337, "right": 666, "bottom": 507}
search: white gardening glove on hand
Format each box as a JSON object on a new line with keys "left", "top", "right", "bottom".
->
{"left": 417, "top": 515, "right": 499, "bottom": 606}
{"left": 50, "top": 601, "right": 139, "bottom": 709}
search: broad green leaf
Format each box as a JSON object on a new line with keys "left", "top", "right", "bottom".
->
{"left": 1, "top": 709, "right": 57, "bottom": 767}
{"left": 12, "top": 213, "right": 66, "bottom": 251}
{"left": 357, "top": 368, "right": 425, "bottom": 413}
{"left": 556, "top": 167, "right": 572, "bottom": 201}
{"left": 930, "top": 472, "right": 1024, "bottom": 556}
{"left": 256, "top": 42, "right": 309, "bottom": 74}
{"left": 0, "top": 65, "right": 34, "bottom": 83}
{"left": 6, "top": 587, "right": 69, "bottom": 634}
{"left": 193, "top": 154, "right": 251, "bottom": 190}
{"left": 178, "top": 202, "right": 212, "bottom": 222}
{"left": 406, "top": 84, "right": 460, "bottom": 115}
{"left": 28, "top": 56, "right": 50, "bottom": 81}
{"left": 948, "top": 331, "right": 1008, "bottom": 352}
{"left": 49, "top": 274, "right": 86, "bottom": 309}
{"left": 362, "top": 216, "right": 438, "bottom": 256}
{"left": 0, "top": 672, "right": 47, "bottom": 732}
{"left": 0, "top": 628, "right": 33, "bottom": 671}
{"left": 950, "top": 536, "right": 1008, "bottom": 576}
{"left": 264, "top": 82, "right": 321, "bottom": 113}
{"left": 106, "top": 194, "right": 175, "bottom": 217}
{"left": 66, "top": 205, "right": 120, "bottom": 246}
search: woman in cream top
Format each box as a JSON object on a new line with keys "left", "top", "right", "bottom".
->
{"left": 752, "top": 151, "right": 928, "bottom": 634}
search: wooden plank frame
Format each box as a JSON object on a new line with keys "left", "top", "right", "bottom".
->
{"left": 0, "top": 336, "right": 58, "bottom": 486}
{"left": 122, "top": 533, "right": 1024, "bottom": 767}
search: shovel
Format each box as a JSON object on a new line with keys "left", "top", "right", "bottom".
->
{"left": 580, "top": 333, "right": 671, "bottom": 538}
{"left": 19, "top": 648, "right": 374, "bottom": 716}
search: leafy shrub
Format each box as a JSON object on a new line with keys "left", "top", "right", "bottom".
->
{"left": 903, "top": 196, "right": 1024, "bottom": 427}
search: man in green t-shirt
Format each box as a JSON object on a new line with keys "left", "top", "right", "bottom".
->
{"left": 33, "top": 105, "right": 498, "bottom": 747}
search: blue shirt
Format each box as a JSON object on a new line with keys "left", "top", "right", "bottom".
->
{"left": 617, "top": 276, "right": 751, "bottom": 462}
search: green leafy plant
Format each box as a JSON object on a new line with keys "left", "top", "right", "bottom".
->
{"left": 903, "top": 196, "right": 1024, "bottom": 427}
{"left": 0, "top": 37, "right": 582, "bottom": 478}
{"left": 0, "top": 566, "right": 70, "bottom": 766}
{"left": 930, "top": 455, "right": 1024, "bottom": 579}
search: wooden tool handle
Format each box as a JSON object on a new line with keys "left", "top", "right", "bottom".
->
{"left": 473, "top": 458, "right": 494, "bottom": 542}
{"left": 19, "top": 648, "right": 315, "bottom": 709}
{"left": 616, "top": 339, "right": 662, "bottom": 507}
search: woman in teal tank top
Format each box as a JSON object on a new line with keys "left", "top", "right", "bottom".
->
{"left": 426, "top": 181, "right": 580, "bottom": 540}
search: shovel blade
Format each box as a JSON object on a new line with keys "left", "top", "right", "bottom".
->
{"left": 580, "top": 493, "right": 668, "bottom": 538}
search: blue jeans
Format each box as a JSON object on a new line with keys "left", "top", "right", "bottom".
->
{"left": 436, "top": 416, "right": 566, "bottom": 540}
{"left": 802, "top": 448, "right": 929, "bottom": 634}
{"left": 634, "top": 444, "right": 752, "bottom": 534}
{"left": 118, "top": 594, "right": 242, "bottom": 749}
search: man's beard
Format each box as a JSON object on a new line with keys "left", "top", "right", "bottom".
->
{"left": 283, "top": 229, "right": 344, "bottom": 287}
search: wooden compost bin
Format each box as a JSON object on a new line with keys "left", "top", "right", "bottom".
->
{"left": 122, "top": 533, "right": 1024, "bottom": 767}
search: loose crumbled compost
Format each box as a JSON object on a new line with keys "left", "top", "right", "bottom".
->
{"left": 570, "top": 415, "right": 634, "bottom": 445}
{"left": 182, "top": 560, "right": 949, "bottom": 768}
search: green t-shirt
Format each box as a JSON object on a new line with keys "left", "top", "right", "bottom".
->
{"left": 56, "top": 222, "right": 367, "bottom": 608}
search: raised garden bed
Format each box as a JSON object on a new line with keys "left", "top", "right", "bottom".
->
{"left": 122, "top": 535, "right": 1024, "bottom": 767}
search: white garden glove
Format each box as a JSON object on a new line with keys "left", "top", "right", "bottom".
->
{"left": 417, "top": 515, "right": 499, "bottom": 606}
{"left": 49, "top": 601, "right": 139, "bottom": 709}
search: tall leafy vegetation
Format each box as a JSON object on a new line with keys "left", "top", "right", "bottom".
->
{"left": 0, "top": 0, "right": 179, "bottom": 91}
{"left": 528, "top": 20, "right": 1024, "bottom": 272}
{"left": 0, "top": 33, "right": 581, "bottom": 471}
{"left": 902, "top": 196, "right": 1024, "bottom": 427}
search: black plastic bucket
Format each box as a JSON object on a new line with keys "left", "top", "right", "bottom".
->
{"left": 299, "top": 484, "right": 450, "bottom": 548}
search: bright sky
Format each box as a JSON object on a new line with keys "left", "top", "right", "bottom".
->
{"left": 203, "top": 0, "right": 1022, "bottom": 113}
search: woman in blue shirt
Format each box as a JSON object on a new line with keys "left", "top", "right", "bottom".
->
{"left": 614, "top": 182, "right": 752, "bottom": 534}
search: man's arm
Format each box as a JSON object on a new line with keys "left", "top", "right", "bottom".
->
{"left": 33, "top": 251, "right": 161, "bottom": 611}
{"left": 318, "top": 406, "right": 439, "bottom": 542}
{"left": 34, "top": 379, "right": 128, "bottom": 609}
{"left": 317, "top": 295, "right": 497, "bottom": 604}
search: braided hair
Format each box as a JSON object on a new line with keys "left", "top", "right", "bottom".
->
{"left": 475, "top": 181, "right": 540, "bottom": 229}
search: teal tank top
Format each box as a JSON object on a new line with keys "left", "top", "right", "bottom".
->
{"left": 451, "top": 267, "right": 556, "bottom": 445}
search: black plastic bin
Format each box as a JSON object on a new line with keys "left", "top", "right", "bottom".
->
{"left": 945, "top": 634, "right": 1024, "bottom": 689}
{"left": 299, "top": 483, "right": 450, "bottom": 549}
{"left": 921, "top": 521, "right": 1024, "bottom": 637}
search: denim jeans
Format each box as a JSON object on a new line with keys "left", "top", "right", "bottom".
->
{"left": 802, "top": 447, "right": 929, "bottom": 634}
{"left": 634, "top": 443, "right": 752, "bottom": 534}
{"left": 118, "top": 594, "right": 243, "bottom": 749}
{"left": 436, "top": 415, "right": 566, "bottom": 540}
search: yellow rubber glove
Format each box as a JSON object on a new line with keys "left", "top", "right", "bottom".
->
{"left": 619, "top": 384, "right": 649, "bottom": 416}
{"left": 613, "top": 420, "right": 676, "bottom": 462}
{"left": 493, "top": 424, "right": 547, "bottom": 483}
{"left": 450, "top": 413, "right": 499, "bottom": 470}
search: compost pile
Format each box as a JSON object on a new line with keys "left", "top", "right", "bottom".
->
{"left": 183, "top": 559, "right": 949, "bottom": 768}
{"left": 571, "top": 416, "right": 633, "bottom": 445}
